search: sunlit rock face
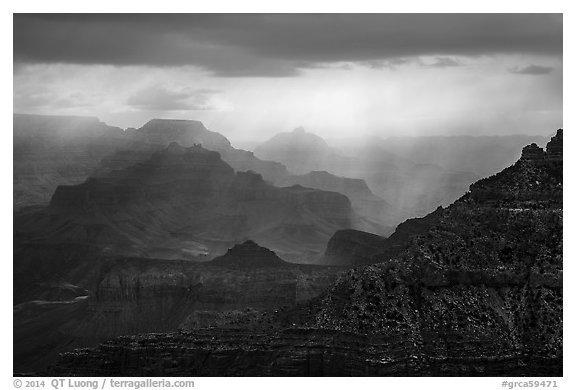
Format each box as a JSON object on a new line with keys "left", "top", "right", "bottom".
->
{"left": 51, "top": 133, "right": 562, "bottom": 376}
{"left": 13, "top": 114, "right": 131, "bottom": 209}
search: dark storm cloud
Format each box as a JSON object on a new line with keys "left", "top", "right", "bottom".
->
{"left": 14, "top": 14, "right": 562, "bottom": 77}
{"left": 126, "top": 86, "right": 219, "bottom": 111}
{"left": 509, "top": 64, "right": 555, "bottom": 75}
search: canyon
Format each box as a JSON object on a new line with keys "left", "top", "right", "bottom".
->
{"left": 46, "top": 130, "right": 562, "bottom": 376}
{"left": 12, "top": 113, "right": 562, "bottom": 376}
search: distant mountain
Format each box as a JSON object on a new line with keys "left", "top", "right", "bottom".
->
{"left": 126, "top": 118, "right": 232, "bottom": 150}
{"left": 13, "top": 114, "right": 133, "bottom": 209}
{"left": 13, "top": 115, "right": 290, "bottom": 210}
{"left": 330, "top": 133, "right": 550, "bottom": 178}
{"left": 254, "top": 127, "right": 353, "bottom": 174}
{"left": 255, "top": 127, "right": 479, "bottom": 219}
{"left": 125, "top": 118, "right": 290, "bottom": 183}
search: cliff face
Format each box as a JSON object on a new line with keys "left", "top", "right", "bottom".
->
{"left": 50, "top": 329, "right": 560, "bottom": 377}
{"left": 51, "top": 131, "right": 562, "bottom": 376}
{"left": 15, "top": 254, "right": 343, "bottom": 373}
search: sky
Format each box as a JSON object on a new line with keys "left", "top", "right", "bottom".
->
{"left": 13, "top": 14, "right": 563, "bottom": 143}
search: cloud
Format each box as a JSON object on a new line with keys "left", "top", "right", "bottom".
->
{"left": 363, "top": 58, "right": 414, "bottom": 70}
{"left": 428, "top": 57, "right": 462, "bottom": 68}
{"left": 126, "top": 86, "right": 219, "bottom": 111}
{"left": 509, "top": 64, "right": 555, "bottom": 75}
{"left": 13, "top": 14, "right": 562, "bottom": 77}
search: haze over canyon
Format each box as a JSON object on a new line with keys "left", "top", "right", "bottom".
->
{"left": 13, "top": 113, "right": 563, "bottom": 376}
{"left": 12, "top": 13, "right": 562, "bottom": 378}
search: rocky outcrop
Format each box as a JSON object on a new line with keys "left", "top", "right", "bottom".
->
{"left": 520, "top": 129, "right": 562, "bottom": 164}
{"left": 520, "top": 143, "right": 545, "bottom": 161}
{"left": 468, "top": 147, "right": 562, "bottom": 207}
{"left": 546, "top": 129, "right": 563, "bottom": 161}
